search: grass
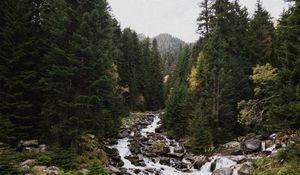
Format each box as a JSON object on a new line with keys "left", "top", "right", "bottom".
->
{"left": 253, "top": 140, "right": 300, "bottom": 175}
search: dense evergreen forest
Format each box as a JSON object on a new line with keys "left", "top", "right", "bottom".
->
{"left": 164, "top": 0, "right": 299, "bottom": 153}
{"left": 0, "top": 0, "right": 299, "bottom": 174}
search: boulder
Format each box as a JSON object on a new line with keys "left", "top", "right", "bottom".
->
{"left": 225, "top": 155, "right": 246, "bottom": 163}
{"left": 39, "top": 144, "right": 47, "bottom": 152}
{"left": 238, "top": 163, "right": 254, "bottom": 175}
{"left": 223, "top": 141, "right": 241, "bottom": 149}
{"left": 174, "top": 146, "right": 184, "bottom": 153}
{"left": 193, "top": 156, "right": 207, "bottom": 170}
{"left": 20, "top": 165, "right": 31, "bottom": 173}
{"left": 243, "top": 139, "right": 261, "bottom": 153}
{"left": 210, "top": 159, "right": 217, "bottom": 172}
{"left": 222, "top": 148, "right": 243, "bottom": 156}
{"left": 18, "top": 140, "right": 39, "bottom": 148}
{"left": 21, "top": 159, "right": 36, "bottom": 167}
{"left": 212, "top": 167, "right": 233, "bottom": 175}
{"left": 109, "top": 166, "right": 122, "bottom": 175}
{"left": 159, "top": 157, "right": 170, "bottom": 166}
{"left": 155, "top": 125, "right": 164, "bottom": 133}
{"left": 45, "top": 166, "right": 60, "bottom": 175}
{"left": 32, "top": 165, "right": 47, "bottom": 173}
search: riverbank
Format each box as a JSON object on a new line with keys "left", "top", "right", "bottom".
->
{"left": 106, "top": 112, "right": 300, "bottom": 175}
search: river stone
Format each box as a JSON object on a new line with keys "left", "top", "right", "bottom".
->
{"left": 223, "top": 141, "right": 241, "bottom": 149}
{"left": 212, "top": 167, "right": 233, "bottom": 175}
{"left": 174, "top": 145, "right": 184, "bottom": 153}
{"left": 238, "top": 163, "right": 254, "bottom": 175}
{"left": 109, "top": 166, "right": 122, "bottom": 175}
{"left": 193, "top": 156, "right": 207, "bottom": 170}
{"left": 45, "top": 166, "right": 60, "bottom": 175}
{"left": 159, "top": 157, "right": 170, "bottom": 166}
{"left": 225, "top": 155, "right": 246, "bottom": 163}
{"left": 155, "top": 125, "right": 164, "bottom": 133}
{"left": 222, "top": 148, "right": 243, "bottom": 156}
{"left": 210, "top": 159, "right": 217, "bottom": 172}
{"left": 244, "top": 139, "right": 261, "bottom": 152}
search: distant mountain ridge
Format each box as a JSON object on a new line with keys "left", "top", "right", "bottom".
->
{"left": 138, "top": 33, "right": 186, "bottom": 56}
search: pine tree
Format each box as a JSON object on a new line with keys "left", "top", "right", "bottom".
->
{"left": 0, "top": 0, "right": 44, "bottom": 144}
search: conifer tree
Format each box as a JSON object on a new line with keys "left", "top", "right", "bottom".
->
{"left": 270, "top": 0, "right": 300, "bottom": 129}
{"left": 145, "top": 39, "right": 164, "bottom": 110}
{"left": 41, "top": 0, "right": 123, "bottom": 147}
{"left": 248, "top": 0, "right": 275, "bottom": 65}
{"left": 0, "top": 0, "right": 44, "bottom": 144}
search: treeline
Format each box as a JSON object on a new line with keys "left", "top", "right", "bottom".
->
{"left": 0, "top": 0, "right": 164, "bottom": 148}
{"left": 163, "top": 0, "right": 299, "bottom": 153}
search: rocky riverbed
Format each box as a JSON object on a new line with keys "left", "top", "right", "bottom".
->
{"left": 105, "top": 112, "right": 297, "bottom": 175}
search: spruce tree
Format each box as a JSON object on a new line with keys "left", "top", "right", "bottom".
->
{"left": 41, "top": 0, "right": 123, "bottom": 147}
{"left": 248, "top": 0, "right": 275, "bottom": 65}
{"left": 0, "top": 0, "right": 44, "bottom": 144}
{"left": 270, "top": 0, "right": 300, "bottom": 129}
{"left": 145, "top": 39, "right": 164, "bottom": 110}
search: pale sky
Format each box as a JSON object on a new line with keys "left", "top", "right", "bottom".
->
{"left": 107, "top": 0, "right": 291, "bottom": 43}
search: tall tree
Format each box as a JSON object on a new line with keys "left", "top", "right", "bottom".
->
{"left": 145, "top": 39, "right": 165, "bottom": 110}
{"left": 197, "top": 0, "right": 213, "bottom": 35}
{"left": 41, "top": 0, "right": 124, "bottom": 147}
{"left": 248, "top": 0, "right": 275, "bottom": 65}
{"left": 0, "top": 0, "right": 44, "bottom": 144}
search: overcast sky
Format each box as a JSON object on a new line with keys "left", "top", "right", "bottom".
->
{"left": 107, "top": 0, "right": 291, "bottom": 43}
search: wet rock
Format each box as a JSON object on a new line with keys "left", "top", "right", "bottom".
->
{"left": 225, "top": 155, "right": 246, "bottom": 163}
{"left": 45, "top": 166, "right": 60, "bottom": 175}
{"left": 212, "top": 167, "right": 233, "bottom": 175}
{"left": 105, "top": 147, "right": 124, "bottom": 167}
{"left": 165, "top": 152, "right": 185, "bottom": 159}
{"left": 155, "top": 125, "right": 164, "bottom": 133}
{"left": 159, "top": 157, "right": 170, "bottom": 166}
{"left": 243, "top": 139, "right": 261, "bottom": 153}
{"left": 222, "top": 148, "right": 243, "bottom": 156}
{"left": 265, "top": 140, "right": 274, "bottom": 148}
{"left": 175, "top": 162, "right": 188, "bottom": 171}
{"left": 210, "top": 159, "right": 217, "bottom": 172}
{"left": 134, "top": 169, "right": 141, "bottom": 174}
{"left": 193, "top": 156, "right": 207, "bottom": 170}
{"left": 174, "top": 145, "right": 184, "bottom": 153}
{"left": 118, "top": 129, "right": 131, "bottom": 138}
{"left": 109, "top": 166, "right": 122, "bottom": 175}
{"left": 238, "top": 163, "right": 254, "bottom": 175}
{"left": 125, "top": 155, "right": 145, "bottom": 166}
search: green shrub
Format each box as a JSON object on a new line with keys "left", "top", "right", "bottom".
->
{"left": 87, "top": 159, "right": 108, "bottom": 175}
{"left": 36, "top": 154, "right": 53, "bottom": 166}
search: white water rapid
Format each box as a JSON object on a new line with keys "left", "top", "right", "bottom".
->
{"left": 111, "top": 114, "right": 243, "bottom": 175}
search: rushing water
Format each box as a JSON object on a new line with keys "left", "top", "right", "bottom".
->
{"left": 111, "top": 114, "right": 246, "bottom": 175}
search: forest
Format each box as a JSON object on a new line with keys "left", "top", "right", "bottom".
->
{"left": 0, "top": 0, "right": 299, "bottom": 175}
